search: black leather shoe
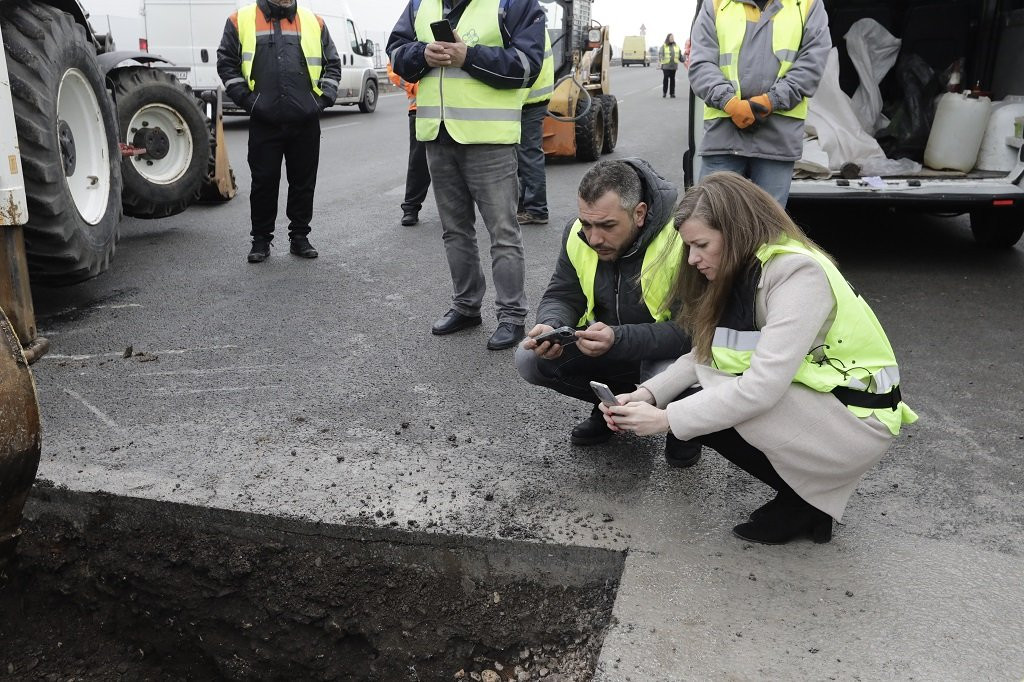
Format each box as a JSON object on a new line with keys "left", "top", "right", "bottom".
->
{"left": 290, "top": 237, "right": 318, "bottom": 258}
{"left": 247, "top": 239, "right": 271, "bottom": 263}
{"left": 749, "top": 492, "right": 784, "bottom": 522}
{"left": 486, "top": 322, "right": 525, "bottom": 350}
{"left": 665, "top": 434, "right": 701, "bottom": 468}
{"left": 732, "top": 498, "right": 832, "bottom": 545}
{"left": 401, "top": 209, "right": 419, "bottom": 226}
{"left": 431, "top": 309, "right": 482, "bottom": 336}
{"left": 570, "top": 405, "right": 614, "bottom": 446}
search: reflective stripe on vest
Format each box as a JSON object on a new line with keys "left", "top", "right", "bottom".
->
{"left": 565, "top": 219, "right": 684, "bottom": 327}
{"left": 704, "top": 0, "right": 812, "bottom": 121}
{"left": 413, "top": 0, "right": 524, "bottom": 144}
{"left": 525, "top": 31, "right": 554, "bottom": 105}
{"left": 710, "top": 236, "right": 918, "bottom": 435}
{"left": 237, "top": 4, "right": 324, "bottom": 96}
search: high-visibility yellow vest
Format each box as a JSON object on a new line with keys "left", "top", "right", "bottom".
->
{"left": 565, "top": 218, "right": 683, "bottom": 327}
{"left": 524, "top": 30, "right": 554, "bottom": 105}
{"left": 660, "top": 43, "right": 679, "bottom": 66}
{"left": 413, "top": 0, "right": 524, "bottom": 144}
{"left": 704, "top": 0, "right": 813, "bottom": 121}
{"left": 237, "top": 4, "right": 324, "bottom": 96}
{"left": 710, "top": 235, "right": 918, "bottom": 436}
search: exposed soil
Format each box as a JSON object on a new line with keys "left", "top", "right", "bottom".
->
{"left": 0, "top": 487, "right": 623, "bottom": 681}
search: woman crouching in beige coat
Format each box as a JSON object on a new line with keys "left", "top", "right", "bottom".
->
{"left": 601, "top": 172, "right": 918, "bottom": 544}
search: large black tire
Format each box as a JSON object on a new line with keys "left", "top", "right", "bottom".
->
{"left": 970, "top": 209, "right": 1024, "bottom": 248}
{"left": 574, "top": 93, "right": 604, "bottom": 162}
{"left": 110, "top": 67, "right": 210, "bottom": 219}
{"left": 1, "top": 0, "right": 122, "bottom": 286}
{"left": 358, "top": 79, "right": 377, "bottom": 113}
{"left": 600, "top": 94, "right": 618, "bottom": 154}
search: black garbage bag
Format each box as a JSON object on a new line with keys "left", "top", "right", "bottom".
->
{"left": 877, "top": 53, "right": 943, "bottom": 162}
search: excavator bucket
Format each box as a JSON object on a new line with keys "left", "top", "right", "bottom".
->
{"left": 0, "top": 304, "right": 41, "bottom": 570}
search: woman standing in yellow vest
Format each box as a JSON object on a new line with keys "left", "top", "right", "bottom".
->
{"left": 688, "top": 0, "right": 831, "bottom": 206}
{"left": 659, "top": 34, "right": 681, "bottom": 99}
{"left": 601, "top": 172, "right": 917, "bottom": 545}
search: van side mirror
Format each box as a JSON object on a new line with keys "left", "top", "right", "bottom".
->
{"left": 363, "top": 40, "right": 374, "bottom": 57}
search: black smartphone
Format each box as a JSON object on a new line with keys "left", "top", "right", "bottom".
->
{"left": 430, "top": 19, "right": 457, "bottom": 43}
{"left": 534, "top": 325, "right": 577, "bottom": 346}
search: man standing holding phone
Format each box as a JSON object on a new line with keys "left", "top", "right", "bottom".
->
{"left": 387, "top": 0, "right": 547, "bottom": 350}
{"left": 515, "top": 160, "right": 698, "bottom": 467}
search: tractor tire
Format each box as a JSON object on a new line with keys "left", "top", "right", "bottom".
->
{"left": 0, "top": 0, "right": 121, "bottom": 286}
{"left": 574, "top": 93, "right": 605, "bottom": 162}
{"left": 970, "top": 209, "right": 1024, "bottom": 248}
{"left": 110, "top": 67, "right": 210, "bottom": 219}
{"left": 600, "top": 94, "right": 619, "bottom": 154}
{"left": 358, "top": 79, "right": 377, "bottom": 113}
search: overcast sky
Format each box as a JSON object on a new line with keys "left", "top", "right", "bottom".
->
{"left": 82, "top": 1, "right": 699, "bottom": 50}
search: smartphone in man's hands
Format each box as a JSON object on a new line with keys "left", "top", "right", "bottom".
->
{"left": 534, "top": 325, "right": 577, "bottom": 346}
{"left": 430, "top": 19, "right": 457, "bottom": 43}
{"left": 590, "top": 381, "right": 621, "bottom": 407}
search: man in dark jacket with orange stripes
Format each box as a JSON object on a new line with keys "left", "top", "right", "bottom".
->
{"left": 217, "top": 0, "right": 341, "bottom": 263}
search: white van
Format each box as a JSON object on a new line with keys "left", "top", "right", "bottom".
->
{"left": 135, "top": 0, "right": 379, "bottom": 113}
{"left": 685, "top": 0, "right": 1024, "bottom": 248}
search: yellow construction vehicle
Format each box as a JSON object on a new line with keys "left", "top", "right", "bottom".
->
{"left": 541, "top": 0, "right": 618, "bottom": 161}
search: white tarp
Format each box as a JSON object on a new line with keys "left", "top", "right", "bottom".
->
{"left": 846, "top": 18, "right": 902, "bottom": 134}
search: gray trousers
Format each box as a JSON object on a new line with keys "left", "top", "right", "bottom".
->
{"left": 516, "top": 103, "right": 549, "bottom": 217}
{"left": 426, "top": 142, "right": 528, "bottom": 324}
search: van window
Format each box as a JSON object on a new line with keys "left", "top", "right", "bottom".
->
{"left": 347, "top": 19, "right": 362, "bottom": 53}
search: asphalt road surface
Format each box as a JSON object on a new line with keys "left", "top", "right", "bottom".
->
{"left": 27, "top": 65, "right": 1024, "bottom": 679}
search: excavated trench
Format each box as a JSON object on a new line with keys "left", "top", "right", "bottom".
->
{"left": 0, "top": 486, "right": 624, "bottom": 681}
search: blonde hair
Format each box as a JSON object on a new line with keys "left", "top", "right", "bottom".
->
{"left": 670, "top": 172, "right": 833, "bottom": 362}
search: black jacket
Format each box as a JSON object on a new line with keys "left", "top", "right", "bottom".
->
{"left": 538, "top": 158, "right": 692, "bottom": 362}
{"left": 217, "top": 0, "right": 342, "bottom": 124}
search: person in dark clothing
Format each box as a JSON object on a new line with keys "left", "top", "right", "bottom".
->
{"left": 660, "top": 33, "right": 681, "bottom": 98}
{"left": 387, "top": 62, "right": 431, "bottom": 226}
{"left": 217, "top": 0, "right": 341, "bottom": 263}
{"left": 515, "top": 159, "right": 698, "bottom": 467}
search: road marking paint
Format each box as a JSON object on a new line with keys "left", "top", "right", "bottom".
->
{"left": 384, "top": 184, "right": 405, "bottom": 197}
{"left": 322, "top": 122, "right": 362, "bottom": 130}
{"left": 42, "top": 344, "right": 242, "bottom": 361}
{"left": 64, "top": 388, "right": 118, "bottom": 429}
{"left": 153, "top": 386, "right": 270, "bottom": 395}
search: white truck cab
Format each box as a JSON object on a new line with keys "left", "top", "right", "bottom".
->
{"left": 685, "top": 0, "right": 1024, "bottom": 248}
{"left": 127, "top": 0, "right": 378, "bottom": 113}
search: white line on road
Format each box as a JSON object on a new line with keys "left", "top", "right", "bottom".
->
{"left": 384, "top": 184, "right": 405, "bottom": 197}
{"left": 153, "top": 386, "right": 270, "bottom": 395}
{"left": 63, "top": 388, "right": 118, "bottom": 429}
{"left": 135, "top": 364, "right": 285, "bottom": 377}
{"left": 322, "top": 122, "right": 363, "bottom": 131}
{"left": 42, "top": 345, "right": 242, "bottom": 361}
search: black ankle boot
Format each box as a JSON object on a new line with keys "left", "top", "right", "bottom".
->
{"left": 749, "top": 492, "right": 784, "bottom": 521}
{"left": 732, "top": 497, "right": 832, "bottom": 545}
{"left": 570, "top": 405, "right": 613, "bottom": 446}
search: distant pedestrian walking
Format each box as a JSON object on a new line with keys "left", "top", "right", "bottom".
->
{"left": 659, "top": 34, "right": 680, "bottom": 98}
{"left": 217, "top": 0, "right": 341, "bottom": 263}
{"left": 387, "top": 62, "right": 431, "bottom": 227}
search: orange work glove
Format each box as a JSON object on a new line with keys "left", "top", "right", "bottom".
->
{"left": 723, "top": 96, "right": 756, "bottom": 129}
{"left": 748, "top": 94, "right": 773, "bottom": 121}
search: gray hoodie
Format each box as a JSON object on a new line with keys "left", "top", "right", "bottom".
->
{"left": 536, "top": 158, "right": 691, "bottom": 363}
{"left": 688, "top": 0, "right": 831, "bottom": 161}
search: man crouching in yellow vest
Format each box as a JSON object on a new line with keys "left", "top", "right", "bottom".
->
{"left": 387, "top": 0, "right": 548, "bottom": 350}
{"left": 515, "top": 160, "right": 697, "bottom": 467}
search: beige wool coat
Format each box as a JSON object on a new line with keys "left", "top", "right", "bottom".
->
{"left": 642, "top": 253, "right": 895, "bottom": 521}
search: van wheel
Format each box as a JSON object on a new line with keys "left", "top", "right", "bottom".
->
{"left": 111, "top": 67, "right": 210, "bottom": 219}
{"left": 574, "top": 95, "right": 604, "bottom": 162}
{"left": 1, "top": 0, "right": 121, "bottom": 286}
{"left": 600, "top": 94, "right": 618, "bottom": 154}
{"left": 970, "top": 209, "right": 1024, "bottom": 248}
{"left": 358, "top": 80, "right": 377, "bottom": 113}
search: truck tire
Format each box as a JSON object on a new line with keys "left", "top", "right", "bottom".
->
{"left": 600, "top": 94, "right": 618, "bottom": 154}
{"left": 358, "top": 79, "right": 377, "bottom": 113}
{"left": 970, "top": 209, "right": 1024, "bottom": 248}
{"left": 574, "top": 94, "right": 604, "bottom": 162}
{"left": 110, "top": 67, "right": 210, "bottom": 219}
{"left": 1, "top": 0, "right": 121, "bottom": 286}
